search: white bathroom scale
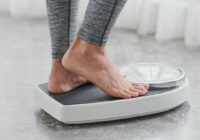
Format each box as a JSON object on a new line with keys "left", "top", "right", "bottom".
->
{"left": 35, "top": 63, "right": 190, "bottom": 124}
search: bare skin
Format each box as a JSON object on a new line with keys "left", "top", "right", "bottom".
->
{"left": 48, "top": 59, "right": 88, "bottom": 93}
{"left": 62, "top": 37, "right": 149, "bottom": 99}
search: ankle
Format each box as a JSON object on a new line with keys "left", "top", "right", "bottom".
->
{"left": 72, "top": 37, "right": 106, "bottom": 56}
{"left": 51, "top": 59, "right": 68, "bottom": 76}
{"left": 52, "top": 58, "right": 63, "bottom": 68}
{"left": 49, "top": 59, "right": 67, "bottom": 86}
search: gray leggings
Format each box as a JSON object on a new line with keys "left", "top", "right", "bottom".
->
{"left": 46, "top": 0, "right": 127, "bottom": 59}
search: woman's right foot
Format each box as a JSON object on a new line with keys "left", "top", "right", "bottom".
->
{"left": 62, "top": 37, "right": 149, "bottom": 99}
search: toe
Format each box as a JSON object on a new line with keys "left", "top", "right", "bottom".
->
{"left": 125, "top": 89, "right": 139, "bottom": 97}
{"left": 143, "top": 84, "right": 149, "bottom": 90}
{"left": 130, "top": 87, "right": 145, "bottom": 95}
{"left": 129, "top": 91, "right": 140, "bottom": 97}
{"left": 132, "top": 83, "right": 148, "bottom": 93}
{"left": 120, "top": 92, "right": 131, "bottom": 99}
{"left": 132, "top": 83, "right": 149, "bottom": 90}
{"left": 111, "top": 89, "right": 131, "bottom": 99}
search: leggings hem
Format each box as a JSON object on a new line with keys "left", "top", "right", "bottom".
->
{"left": 52, "top": 53, "right": 65, "bottom": 59}
{"left": 78, "top": 22, "right": 106, "bottom": 46}
{"left": 78, "top": 33, "right": 106, "bottom": 46}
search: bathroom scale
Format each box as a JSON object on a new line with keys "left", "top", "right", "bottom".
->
{"left": 35, "top": 63, "right": 190, "bottom": 124}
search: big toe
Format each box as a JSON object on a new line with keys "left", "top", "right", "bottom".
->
{"left": 131, "top": 83, "right": 148, "bottom": 95}
{"left": 133, "top": 83, "right": 149, "bottom": 90}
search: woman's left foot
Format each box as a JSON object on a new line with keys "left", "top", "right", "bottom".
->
{"left": 48, "top": 59, "right": 88, "bottom": 93}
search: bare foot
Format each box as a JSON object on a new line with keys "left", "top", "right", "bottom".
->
{"left": 48, "top": 59, "right": 88, "bottom": 93}
{"left": 62, "top": 37, "right": 149, "bottom": 99}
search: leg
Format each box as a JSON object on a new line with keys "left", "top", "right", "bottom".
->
{"left": 62, "top": 0, "right": 149, "bottom": 98}
{"left": 47, "top": 0, "right": 78, "bottom": 58}
{"left": 46, "top": 0, "right": 87, "bottom": 93}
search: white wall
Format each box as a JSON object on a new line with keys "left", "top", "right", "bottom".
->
{"left": 9, "top": 0, "right": 47, "bottom": 17}
{"left": 0, "top": 0, "right": 9, "bottom": 12}
{"left": 1, "top": 0, "right": 200, "bottom": 48}
{"left": 0, "top": 0, "right": 140, "bottom": 29}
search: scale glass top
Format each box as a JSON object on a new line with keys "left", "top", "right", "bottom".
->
{"left": 120, "top": 63, "right": 185, "bottom": 88}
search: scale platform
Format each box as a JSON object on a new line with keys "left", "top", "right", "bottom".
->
{"left": 35, "top": 63, "right": 190, "bottom": 124}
